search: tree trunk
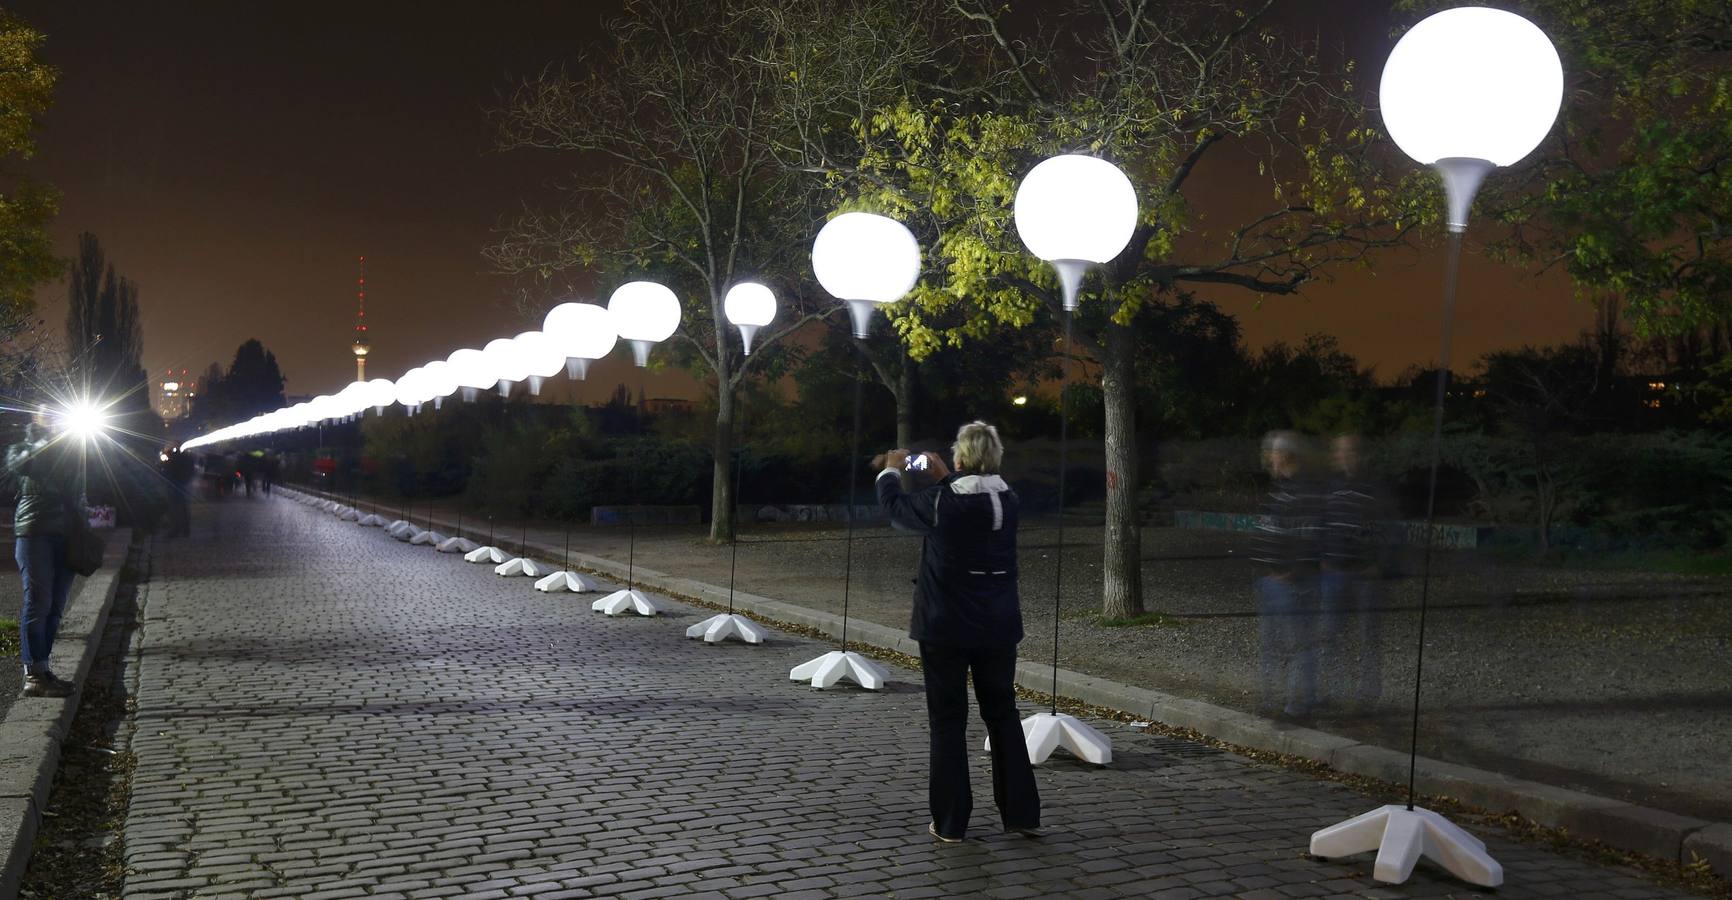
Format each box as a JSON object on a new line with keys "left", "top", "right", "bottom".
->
{"left": 709, "top": 385, "right": 736, "bottom": 543}
{"left": 1100, "top": 320, "right": 1145, "bottom": 620}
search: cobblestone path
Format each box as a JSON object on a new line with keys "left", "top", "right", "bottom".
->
{"left": 118, "top": 496, "right": 1689, "bottom": 899}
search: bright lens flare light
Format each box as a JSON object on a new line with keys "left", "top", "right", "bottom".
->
{"left": 60, "top": 401, "right": 110, "bottom": 440}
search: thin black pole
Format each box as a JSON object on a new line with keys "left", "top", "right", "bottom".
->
{"left": 839, "top": 353, "right": 866, "bottom": 652}
{"left": 561, "top": 519, "right": 571, "bottom": 572}
{"left": 1050, "top": 310, "right": 1073, "bottom": 715}
{"left": 625, "top": 367, "right": 644, "bottom": 591}
{"left": 726, "top": 448, "right": 745, "bottom": 615}
{"left": 519, "top": 508, "right": 529, "bottom": 558}
{"left": 487, "top": 515, "right": 495, "bottom": 548}
{"left": 455, "top": 507, "right": 464, "bottom": 542}
{"left": 1407, "top": 230, "right": 1465, "bottom": 810}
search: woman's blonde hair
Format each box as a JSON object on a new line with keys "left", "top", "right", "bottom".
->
{"left": 952, "top": 420, "right": 1004, "bottom": 474}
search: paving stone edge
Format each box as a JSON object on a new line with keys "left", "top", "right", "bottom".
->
{"left": 0, "top": 533, "right": 125, "bottom": 900}
{"left": 293, "top": 488, "right": 1732, "bottom": 879}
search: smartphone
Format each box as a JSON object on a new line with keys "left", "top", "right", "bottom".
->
{"left": 906, "top": 454, "right": 929, "bottom": 472}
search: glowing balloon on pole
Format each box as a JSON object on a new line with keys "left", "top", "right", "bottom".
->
{"left": 1013, "top": 154, "right": 1139, "bottom": 310}
{"left": 513, "top": 331, "right": 565, "bottom": 396}
{"left": 811, "top": 212, "right": 920, "bottom": 338}
{"left": 543, "top": 301, "right": 618, "bottom": 380}
{"left": 421, "top": 360, "right": 459, "bottom": 409}
{"left": 1309, "top": 9, "right": 1561, "bottom": 890}
{"left": 1378, "top": 6, "right": 1563, "bottom": 231}
{"left": 607, "top": 281, "right": 680, "bottom": 367}
{"left": 723, "top": 282, "right": 776, "bottom": 356}
{"left": 448, "top": 348, "right": 493, "bottom": 402}
{"left": 484, "top": 338, "right": 529, "bottom": 397}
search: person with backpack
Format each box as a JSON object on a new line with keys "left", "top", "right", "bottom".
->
{"left": 6, "top": 412, "right": 84, "bottom": 698}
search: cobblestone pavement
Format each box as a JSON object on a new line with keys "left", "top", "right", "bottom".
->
{"left": 118, "top": 496, "right": 1692, "bottom": 899}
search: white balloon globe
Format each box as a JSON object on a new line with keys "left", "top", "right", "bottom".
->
{"left": 512, "top": 331, "right": 566, "bottom": 395}
{"left": 484, "top": 337, "right": 530, "bottom": 396}
{"left": 447, "top": 348, "right": 495, "bottom": 398}
{"left": 1380, "top": 7, "right": 1562, "bottom": 169}
{"left": 395, "top": 367, "right": 426, "bottom": 409}
{"left": 724, "top": 282, "right": 777, "bottom": 355}
{"left": 364, "top": 377, "right": 396, "bottom": 414}
{"left": 1014, "top": 155, "right": 1139, "bottom": 310}
{"left": 543, "top": 301, "right": 619, "bottom": 380}
{"left": 607, "top": 281, "right": 681, "bottom": 366}
{"left": 811, "top": 212, "right": 920, "bottom": 337}
{"left": 420, "top": 360, "right": 460, "bottom": 407}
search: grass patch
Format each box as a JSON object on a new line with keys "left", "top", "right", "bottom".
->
{"left": 0, "top": 618, "right": 18, "bottom": 657}
{"left": 1097, "top": 611, "right": 1188, "bottom": 629}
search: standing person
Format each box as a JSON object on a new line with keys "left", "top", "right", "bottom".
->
{"left": 262, "top": 454, "right": 278, "bottom": 496}
{"left": 875, "top": 421, "right": 1039, "bottom": 842}
{"left": 161, "top": 446, "right": 194, "bottom": 537}
{"left": 1251, "top": 430, "right": 1323, "bottom": 720}
{"left": 5, "top": 413, "right": 82, "bottom": 698}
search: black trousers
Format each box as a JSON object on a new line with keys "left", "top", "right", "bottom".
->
{"left": 919, "top": 641, "right": 1040, "bottom": 837}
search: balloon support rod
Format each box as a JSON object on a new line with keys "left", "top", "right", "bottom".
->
{"left": 1051, "top": 260, "right": 1088, "bottom": 311}
{"left": 1434, "top": 157, "right": 1494, "bottom": 234}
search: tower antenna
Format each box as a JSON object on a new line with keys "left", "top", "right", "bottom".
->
{"left": 352, "top": 255, "right": 371, "bottom": 381}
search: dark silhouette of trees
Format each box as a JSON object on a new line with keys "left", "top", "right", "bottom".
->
{"left": 65, "top": 233, "right": 148, "bottom": 411}
{"left": 190, "top": 340, "right": 286, "bottom": 427}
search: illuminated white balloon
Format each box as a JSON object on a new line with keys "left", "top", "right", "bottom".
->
{"left": 543, "top": 302, "right": 619, "bottom": 380}
{"left": 1380, "top": 7, "right": 1563, "bottom": 169}
{"left": 724, "top": 282, "right": 776, "bottom": 355}
{"left": 448, "top": 348, "right": 495, "bottom": 400}
{"left": 484, "top": 337, "right": 529, "bottom": 396}
{"left": 607, "top": 281, "right": 681, "bottom": 366}
{"left": 811, "top": 212, "right": 920, "bottom": 337}
{"left": 513, "top": 331, "right": 565, "bottom": 395}
{"left": 1014, "top": 155, "right": 1139, "bottom": 310}
{"left": 365, "top": 377, "right": 396, "bottom": 414}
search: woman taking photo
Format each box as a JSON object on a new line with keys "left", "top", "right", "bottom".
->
{"left": 875, "top": 421, "right": 1039, "bottom": 842}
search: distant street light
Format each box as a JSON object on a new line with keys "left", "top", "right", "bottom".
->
{"left": 811, "top": 212, "right": 921, "bottom": 338}
{"left": 542, "top": 301, "right": 618, "bottom": 380}
{"left": 723, "top": 282, "right": 777, "bottom": 356}
{"left": 1309, "top": 8, "right": 1563, "bottom": 890}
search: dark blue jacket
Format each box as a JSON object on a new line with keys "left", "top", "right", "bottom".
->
{"left": 876, "top": 468, "right": 1023, "bottom": 648}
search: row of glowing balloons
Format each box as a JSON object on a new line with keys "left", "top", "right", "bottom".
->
{"left": 183, "top": 6, "right": 1563, "bottom": 453}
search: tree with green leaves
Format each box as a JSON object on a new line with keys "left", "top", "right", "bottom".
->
{"left": 0, "top": 10, "right": 59, "bottom": 348}
{"left": 488, "top": 0, "right": 843, "bottom": 543}
{"left": 763, "top": 0, "right": 1431, "bottom": 618}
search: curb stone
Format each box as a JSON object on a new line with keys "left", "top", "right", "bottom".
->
{"left": 290, "top": 487, "right": 1732, "bottom": 880}
{"left": 0, "top": 533, "right": 125, "bottom": 899}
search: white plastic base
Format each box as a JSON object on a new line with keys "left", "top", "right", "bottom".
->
{"left": 338, "top": 507, "right": 360, "bottom": 521}
{"left": 358, "top": 514, "right": 387, "bottom": 527}
{"left": 385, "top": 520, "right": 413, "bottom": 538}
{"left": 409, "top": 530, "right": 446, "bottom": 546}
{"left": 592, "top": 589, "right": 658, "bottom": 616}
{"left": 789, "top": 650, "right": 887, "bottom": 690}
{"left": 464, "top": 546, "right": 507, "bottom": 564}
{"left": 494, "top": 557, "right": 541, "bottom": 577}
{"left": 534, "top": 570, "right": 599, "bottom": 593}
{"left": 686, "top": 613, "right": 768, "bottom": 644}
{"left": 1310, "top": 804, "right": 1502, "bottom": 887}
{"left": 436, "top": 536, "right": 479, "bottom": 554}
{"left": 986, "top": 712, "right": 1113, "bottom": 766}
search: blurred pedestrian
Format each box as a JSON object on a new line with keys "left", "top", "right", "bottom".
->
{"left": 876, "top": 421, "right": 1039, "bottom": 842}
{"left": 1251, "top": 430, "right": 1323, "bottom": 720}
{"left": 5, "top": 412, "right": 82, "bottom": 698}
{"left": 1320, "top": 434, "right": 1387, "bottom": 710}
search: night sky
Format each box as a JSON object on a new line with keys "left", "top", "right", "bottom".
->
{"left": 12, "top": 0, "right": 1593, "bottom": 407}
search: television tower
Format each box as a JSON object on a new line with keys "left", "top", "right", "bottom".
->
{"left": 351, "top": 255, "right": 371, "bottom": 381}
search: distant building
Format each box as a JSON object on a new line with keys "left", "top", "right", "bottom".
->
{"left": 156, "top": 368, "right": 196, "bottom": 420}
